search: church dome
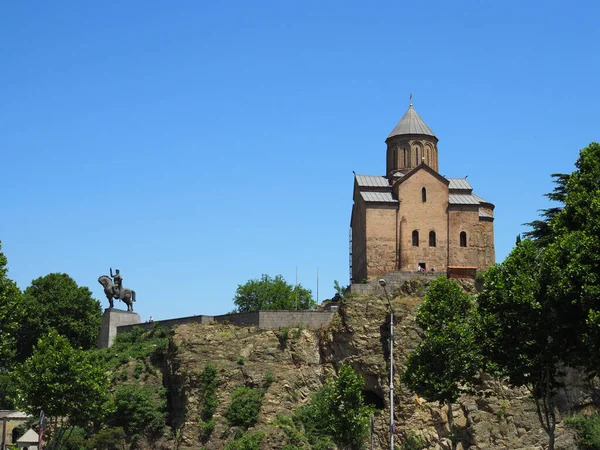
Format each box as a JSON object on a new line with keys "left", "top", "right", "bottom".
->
{"left": 387, "top": 105, "right": 436, "bottom": 139}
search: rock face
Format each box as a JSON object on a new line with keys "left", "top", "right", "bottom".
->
{"left": 154, "top": 281, "right": 583, "bottom": 449}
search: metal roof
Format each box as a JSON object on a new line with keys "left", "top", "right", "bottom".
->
{"left": 473, "top": 194, "right": 492, "bottom": 205}
{"left": 355, "top": 174, "right": 389, "bottom": 187}
{"left": 479, "top": 209, "right": 494, "bottom": 218}
{"left": 360, "top": 191, "right": 398, "bottom": 203}
{"left": 449, "top": 194, "right": 481, "bottom": 205}
{"left": 448, "top": 178, "right": 472, "bottom": 190}
{"left": 387, "top": 106, "right": 435, "bottom": 139}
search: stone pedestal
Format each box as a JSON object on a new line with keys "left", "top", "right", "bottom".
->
{"left": 98, "top": 308, "right": 141, "bottom": 348}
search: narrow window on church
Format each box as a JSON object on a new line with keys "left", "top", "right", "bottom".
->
{"left": 429, "top": 231, "right": 436, "bottom": 247}
{"left": 403, "top": 148, "right": 407, "bottom": 166}
{"left": 460, "top": 231, "right": 467, "bottom": 247}
{"left": 412, "top": 230, "right": 419, "bottom": 247}
{"left": 422, "top": 187, "right": 427, "bottom": 202}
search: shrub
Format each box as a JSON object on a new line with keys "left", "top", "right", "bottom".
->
{"left": 199, "top": 363, "right": 220, "bottom": 421}
{"left": 106, "top": 383, "right": 167, "bottom": 440}
{"left": 199, "top": 418, "right": 216, "bottom": 443}
{"left": 225, "top": 387, "right": 265, "bottom": 428}
{"left": 565, "top": 413, "right": 600, "bottom": 449}
{"left": 224, "top": 431, "right": 266, "bottom": 450}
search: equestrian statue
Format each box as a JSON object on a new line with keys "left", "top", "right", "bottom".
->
{"left": 98, "top": 268, "right": 137, "bottom": 312}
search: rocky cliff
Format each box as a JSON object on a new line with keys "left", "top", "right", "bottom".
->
{"left": 141, "top": 279, "right": 590, "bottom": 449}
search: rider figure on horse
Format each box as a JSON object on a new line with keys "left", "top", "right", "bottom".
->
{"left": 110, "top": 268, "right": 123, "bottom": 299}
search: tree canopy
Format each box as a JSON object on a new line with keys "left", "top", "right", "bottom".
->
{"left": 233, "top": 274, "right": 315, "bottom": 312}
{"left": 402, "top": 277, "right": 480, "bottom": 449}
{"left": 294, "top": 364, "right": 373, "bottom": 450}
{"left": 0, "top": 242, "right": 21, "bottom": 370}
{"left": 16, "top": 273, "right": 102, "bottom": 361}
{"left": 14, "top": 330, "right": 110, "bottom": 449}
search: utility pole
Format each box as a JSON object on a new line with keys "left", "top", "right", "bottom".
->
{"left": 379, "top": 279, "right": 394, "bottom": 450}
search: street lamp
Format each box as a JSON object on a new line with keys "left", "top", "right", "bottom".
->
{"left": 379, "top": 279, "right": 394, "bottom": 450}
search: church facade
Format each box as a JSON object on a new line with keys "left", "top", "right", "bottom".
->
{"left": 350, "top": 103, "right": 495, "bottom": 282}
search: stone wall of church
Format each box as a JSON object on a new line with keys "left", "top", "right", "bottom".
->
{"left": 448, "top": 207, "right": 481, "bottom": 267}
{"left": 364, "top": 205, "right": 398, "bottom": 280}
{"left": 395, "top": 170, "right": 448, "bottom": 272}
{"left": 351, "top": 197, "right": 367, "bottom": 283}
{"left": 477, "top": 218, "right": 495, "bottom": 269}
{"left": 386, "top": 137, "right": 439, "bottom": 175}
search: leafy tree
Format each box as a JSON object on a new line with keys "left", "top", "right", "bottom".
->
{"left": 0, "top": 242, "right": 21, "bottom": 370}
{"left": 294, "top": 364, "right": 373, "bottom": 450}
{"left": 16, "top": 273, "right": 101, "bottom": 361}
{"left": 538, "top": 143, "right": 600, "bottom": 374}
{"left": 106, "top": 383, "right": 167, "bottom": 443}
{"left": 233, "top": 274, "right": 315, "bottom": 312}
{"left": 14, "top": 330, "right": 110, "bottom": 450}
{"left": 88, "top": 427, "right": 127, "bottom": 450}
{"left": 478, "top": 240, "right": 562, "bottom": 450}
{"left": 402, "top": 278, "right": 481, "bottom": 449}
{"left": 523, "top": 172, "right": 570, "bottom": 246}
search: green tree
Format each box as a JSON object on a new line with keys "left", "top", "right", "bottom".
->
{"left": 14, "top": 330, "right": 110, "bottom": 450}
{"left": 523, "top": 172, "right": 570, "bottom": 246}
{"left": 233, "top": 274, "right": 315, "bottom": 312}
{"left": 295, "top": 364, "right": 373, "bottom": 450}
{"left": 478, "top": 240, "right": 561, "bottom": 450}
{"left": 106, "top": 383, "right": 167, "bottom": 444}
{"left": 402, "top": 278, "right": 481, "bottom": 449}
{"left": 538, "top": 143, "right": 600, "bottom": 374}
{"left": 0, "top": 242, "right": 21, "bottom": 369}
{"left": 16, "top": 273, "right": 101, "bottom": 362}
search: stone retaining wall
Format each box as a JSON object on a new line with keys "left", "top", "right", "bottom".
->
{"left": 116, "top": 310, "right": 335, "bottom": 336}
{"left": 350, "top": 270, "right": 447, "bottom": 295}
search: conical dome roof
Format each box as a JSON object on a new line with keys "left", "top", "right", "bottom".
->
{"left": 387, "top": 105, "right": 436, "bottom": 139}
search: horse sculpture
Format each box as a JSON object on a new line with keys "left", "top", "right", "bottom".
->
{"left": 98, "top": 275, "right": 136, "bottom": 312}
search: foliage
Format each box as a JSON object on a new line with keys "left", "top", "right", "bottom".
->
{"left": 477, "top": 239, "right": 562, "bottom": 448}
{"left": 225, "top": 386, "right": 265, "bottom": 428}
{"left": 523, "top": 172, "right": 570, "bottom": 246}
{"left": 199, "top": 418, "right": 216, "bottom": 443}
{"left": 403, "top": 278, "right": 481, "bottom": 405}
{"left": 565, "top": 413, "right": 600, "bottom": 450}
{"left": 16, "top": 273, "right": 101, "bottom": 362}
{"left": 294, "top": 364, "right": 373, "bottom": 450}
{"left": 14, "top": 330, "right": 110, "bottom": 449}
{"left": 106, "top": 383, "right": 167, "bottom": 442}
{"left": 399, "top": 432, "right": 427, "bottom": 450}
{"left": 88, "top": 427, "right": 127, "bottom": 450}
{"left": 99, "top": 325, "right": 172, "bottom": 372}
{"left": 198, "top": 363, "right": 220, "bottom": 421}
{"left": 233, "top": 274, "right": 315, "bottom": 312}
{"left": 0, "top": 242, "right": 21, "bottom": 371}
{"left": 224, "top": 430, "right": 266, "bottom": 450}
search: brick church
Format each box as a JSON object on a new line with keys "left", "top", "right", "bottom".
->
{"left": 350, "top": 101, "right": 495, "bottom": 282}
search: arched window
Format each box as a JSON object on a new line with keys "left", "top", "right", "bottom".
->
{"left": 460, "top": 231, "right": 467, "bottom": 247}
{"left": 429, "top": 231, "right": 436, "bottom": 247}
{"left": 421, "top": 187, "right": 427, "bottom": 202}
{"left": 412, "top": 230, "right": 419, "bottom": 247}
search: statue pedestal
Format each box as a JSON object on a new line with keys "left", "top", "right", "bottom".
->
{"left": 98, "top": 308, "right": 141, "bottom": 348}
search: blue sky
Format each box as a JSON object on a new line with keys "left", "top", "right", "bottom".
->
{"left": 1, "top": 1, "right": 598, "bottom": 321}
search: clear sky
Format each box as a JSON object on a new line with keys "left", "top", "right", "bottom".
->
{"left": 1, "top": 1, "right": 598, "bottom": 321}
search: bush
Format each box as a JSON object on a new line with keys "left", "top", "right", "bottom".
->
{"left": 565, "top": 413, "right": 600, "bottom": 449}
{"left": 106, "top": 383, "right": 167, "bottom": 440}
{"left": 89, "top": 427, "right": 127, "bottom": 450}
{"left": 225, "top": 387, "right": 265, "bottom": 428}
{"left": 224, "top": 431, "right": 266, "bottom": 450}
{"left": 199, "top": 419, "right": 216, "bottom": 443}
{"left": 199, "top": 363, "right": 220, "bottom": 421}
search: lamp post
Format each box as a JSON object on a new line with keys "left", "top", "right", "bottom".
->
{"left": 379, "top": 279, "right": 394, "bottom": 450}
